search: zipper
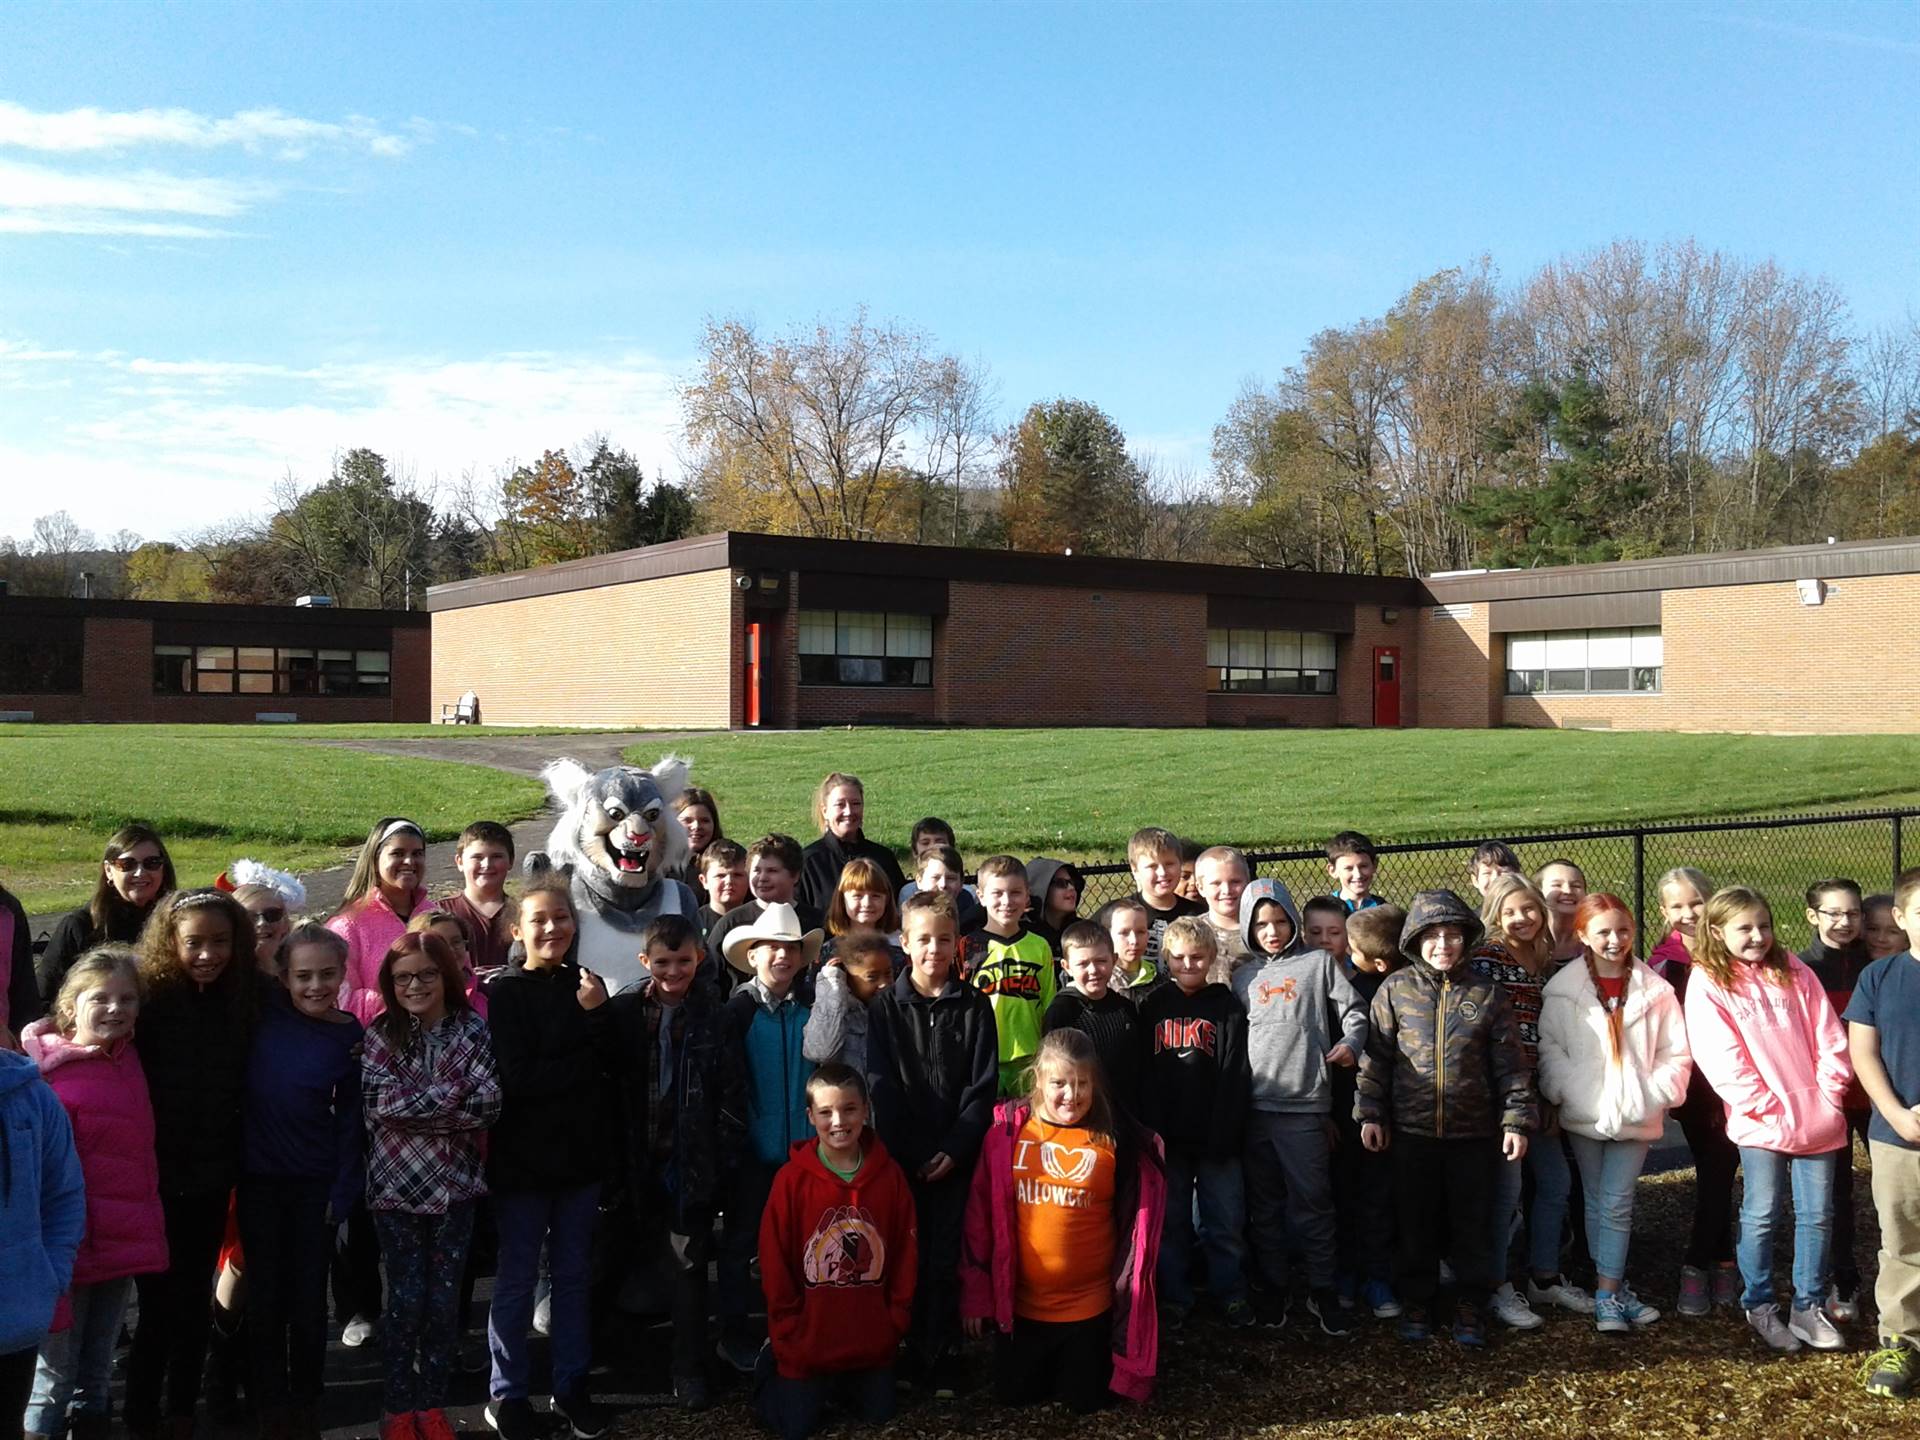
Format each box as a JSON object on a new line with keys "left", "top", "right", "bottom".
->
{"left": 1436, "top": 974, "right": 1449, "bottom": 1138}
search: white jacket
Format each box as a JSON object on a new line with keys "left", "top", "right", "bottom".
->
{"left": 1537, "top": 958, "right": 1692, "bottom": 1143}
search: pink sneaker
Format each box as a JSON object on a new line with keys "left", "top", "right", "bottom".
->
{"left": 1676, "top": 1266, "right": 1711, "bottom": 1317}
{"left": 1711, "top": 1263, "right": 1742, "bottom": 1308}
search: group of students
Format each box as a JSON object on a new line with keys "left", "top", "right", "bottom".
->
{"left": 6, "top": 775, "right": 1920, "bottom": 1440}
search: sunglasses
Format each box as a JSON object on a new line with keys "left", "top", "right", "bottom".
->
{"left": 112, "top": 856, "right": 166, "bottom": 875}
{"left": 252, "top": 906, "right": 287, "bottom": 925}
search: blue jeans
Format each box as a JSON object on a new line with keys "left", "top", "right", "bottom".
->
{"left": 1566, "top": 1136, "right": 1651, "bottom": 1286}
{"left": 490, "top": 1184, "right": 600, "bottom": 1401}
{"left": 1491, "top": 1129, "right": 1572, "bottom": 1280}
{"left": 1159, "top": 1146, "right": 1249, "bottom": 1309}
{"left": 1736, "top": 1147, "right": 1836, "bottom": 1310}
{"left": 27, "top": 1278, "right": 133, "bottom": 1433}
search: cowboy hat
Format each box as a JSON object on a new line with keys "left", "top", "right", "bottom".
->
{"left": 721, "top": 901, "right": 824, "bottom": 975}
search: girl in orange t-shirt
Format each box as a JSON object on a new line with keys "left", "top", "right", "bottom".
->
{"left": 960, "top": 1029, "right": 1166, "bottom": 1412}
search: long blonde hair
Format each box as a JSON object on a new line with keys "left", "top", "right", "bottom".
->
{"left": 337, "top": 817, "right": 425, "bottom": 915}
{"left": 1694, "top": 885, "right": 1794, "bottom": 989}
{"left": 1478, "top": 872, "right": 1553, "bottom": 976}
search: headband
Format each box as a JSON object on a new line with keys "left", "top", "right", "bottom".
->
{"left": 379, "top": 820, "right": 425, "bottom": 847}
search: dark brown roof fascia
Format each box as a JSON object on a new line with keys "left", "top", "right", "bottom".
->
{"left": 423, "top": 533, "right": 733, "bottom": 611}
{"left": 1421, "top": 535, "right": 1920, "bottom": 604}
{"left": 0, "top": 596, "right": 427, "bottom": 627}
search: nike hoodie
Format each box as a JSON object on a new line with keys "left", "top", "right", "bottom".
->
{"left": 1230, "top": 879, "right": 1368, "bottom": 1114}
{"left": 758, "top": 1130, "right": 918, "bottom": 1380}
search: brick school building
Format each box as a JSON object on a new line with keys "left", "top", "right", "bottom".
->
{"left": 426, "top": 532, "right": 1920, "bottom": 735}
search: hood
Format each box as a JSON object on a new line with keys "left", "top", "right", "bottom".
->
{"left": 1399, "top": 889, "right": 1486, "bottom": 970}
{"left": 785, "top": 1128, "right": 895, "bottom": 1186}
{"left": 0, "top": 1045, "right": 39, "bottom": 1096}
{"left": 1240, "top": 878, "right": 1303, "bottom": 959}
{"left": 21, "top": 1017, "right": 123, "bottom": 1075}
{"left": 1025, "top": 857, "right": 1081, "bottom": 915}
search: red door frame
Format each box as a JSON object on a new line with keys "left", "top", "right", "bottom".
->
{"left": 1373, "top": 646, "right": 1402, "bottom": 727}
{"left": 746, "top": 622, "right": 762, "bottom": 727}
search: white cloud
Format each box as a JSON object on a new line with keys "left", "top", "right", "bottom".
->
{"left": 0, "top": 343, "right": 689, "bottom": 540}
{"left": 0, "top": 157, "right": 270, "bottom": 216}
{"left": 0, "top": 101, "right": 420, "bottom": 158}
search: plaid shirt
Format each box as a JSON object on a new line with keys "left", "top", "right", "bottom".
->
{"left": 362, "top": 1009, "right": 501, "bottom": 1215}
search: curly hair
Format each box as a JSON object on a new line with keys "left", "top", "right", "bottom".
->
{"left": 137, "top": 888, "right": 258, "bottom": 1020}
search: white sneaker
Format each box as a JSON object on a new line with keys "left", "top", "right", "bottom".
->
{"left": 533, "top": 1296, "right": 552, "bottom": 1338}
{"left": 1490, "top": 1283, "right": 1545, "bottom": 1330}
{"left": 1437, "top": 1259, "right": 1456, "bottom": 1285}
{"left": 1825, "top": 1284, "right": 1860, "bottom": 1324}
{"left": 1527, "top": 1275, "right": 1595, "bottom": 1315}
{"left": 1789, "top": 1303, "right": 1847, "bottom": 1351}
{"left": 1747, "top": 1303, "right": 1803, "bottom": 1352}
{"left": 341, "top": 1313, "right": 377, "bottom": 1347}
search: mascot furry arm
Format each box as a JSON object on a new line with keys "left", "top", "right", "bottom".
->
{"left": 522, "top": 754, "right": 702, "bottom": 994}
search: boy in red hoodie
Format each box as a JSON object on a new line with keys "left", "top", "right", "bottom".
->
{"left": 756, "top": 1063, "right": 917, "bottom": 1440}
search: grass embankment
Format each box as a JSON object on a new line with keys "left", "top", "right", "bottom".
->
{"left": 0, "top": 728, "right": 546, "bottom": 911}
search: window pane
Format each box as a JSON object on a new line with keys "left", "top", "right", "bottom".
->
{"left": 1506, "top": 670, "right": 1529, "bottom": 695}
{"left": 799, "top": 654, "right": 834, "bottom": 685}
{"left": 153, "top": 646, "right": 191, "bottom": 695}
{"left": 837, "top": 611, "right": 884, "bottom": 657}
{"left": 1631, "top": 627, "right": 1663, "bottom": 666}
{"left": 1546, "top": 669, "right": 1586, "bottom": 692}
{"left": 358, "top": 673, "right": 391, "bottom": 696}
{"left": 1515, "top": 669, "right": 1545, "bottom": 694}
{"left": 837, "top": 655, "right": 883, "bottom": 685}
{"left": 196, "top": 646, "right": 236, "bottom": 672}
{"left": 1587, "top": 629, "right": 1631, "bottom": 667}
{"left": 885, "top": 614, "right": 932, "bottom": 658}
{"left": 1588, "top": 668, "right": 1630, "bottom": 691}
{"left": 1206, "top": 629, "right": 1227, "bottom": 668}
{"left": 1226, "top": 668, "right": 1264, "bottom": 692}
{"left": 355, "top": 650, "right": 390, "bottom": 674}
{"left": 1306, "top": 669, "right": 1336, "bottom": 694}
{"left": 318, "top": 650, "right": 352, "bottom": 662}
{"left": 1544, "top": 633, "right": 1586, "bottom": 668}
{"left": 1301, "top": 632, "right": 1336, "bottom": 670}
{"left": 797, "top": 611, "right": 836, "bottom": 655}
{"left": 1507, "top": 633, "right": 1546, "bottom": 669}
{"left": 236, "top": 646, "right": 276, "bottom": 671}
{"left": 1229, "top": 630, "right": 1263, "bottom": 667}
{"left": 1267, "top": 669, "right": 1301, "bottom": 693}
{"left": 196, "top": 670, "right": 235, "bottom": 693}
{"left": 285, "top": 653, "right": 318, "bottom": 695}
{"left": 912, "top": 659, "right": 931, "bottom": 686}
{"left": 237, "top": 671, "right": 275, "bottom": 694}
{"left": 1266, "top": 630, "right": 1302, "bottom": 667}
{"left": 1632, "top": 666, "right": 1662, "bottom": 692}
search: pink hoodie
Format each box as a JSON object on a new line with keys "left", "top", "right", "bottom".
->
{"left": 1682, "top": 953, "right": 1849, "bottom": 1156}
{"left": 328, "top": 891, "right": 414, "bottom": 1025}
{"left": 22, "top": 1019, "right": 169, "bottom": 1287}
{"left": 959, "top": 1101, "right": 1165, "bottom": 1404}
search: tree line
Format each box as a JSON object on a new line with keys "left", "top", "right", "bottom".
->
{"left": 5, "top": 236, "right": 1916, "bottom": 606}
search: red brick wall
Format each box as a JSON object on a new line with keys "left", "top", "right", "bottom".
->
{"left": 939, "top": 581, "right": 1207, "bottom": 726}
{"left": 1205, "top": 693, "right": 1339, "bottom": 727}
{"left": 1338, "top": 605, "right": 1415, "bottom": 727}
{"left": 798, "top": 685, "right": 938, "bottom": 726}
{"left": 1414, "top": 602, "right": 1498, "bottom": 728}
{"left": 0, "top": 694, "right": 82, "bottom": 720}
{"left": 83, "top": 617, "right": 151, "bottom": 722}
{"left": 390, "top": 624, "right": 431, "bottom": 723}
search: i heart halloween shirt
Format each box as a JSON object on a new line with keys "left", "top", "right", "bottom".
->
{"left": 1013, "top": 1116, "right": 1116, "bottom": 1321}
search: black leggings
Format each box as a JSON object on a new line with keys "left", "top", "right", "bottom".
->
{"left": 128, "top": 1191, "right": 229, "bottom": 1427}
{"left": 2, "top": 1345, "right": 38, "bottom": 1440}
{"left": 1832, "top": 1109, "right": 1871, "bottom": 1292}
{"left": 993, "top": 1312, "right": 1111, "bottom": 1415}
{"left": 1677, "top": 1102, "right": 1739, "bottom": 1269}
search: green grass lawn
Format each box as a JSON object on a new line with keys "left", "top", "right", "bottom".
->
{"left": 0, "top": 727, "right": 547, "bottom": 911}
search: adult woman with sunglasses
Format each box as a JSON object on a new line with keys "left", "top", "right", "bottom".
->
{"left": 37, "top": 824, "right": 178, "bottom": 1005}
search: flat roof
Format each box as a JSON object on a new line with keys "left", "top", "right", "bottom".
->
{"left": 0, "top": 595, "right": 428, "bottom": 626}
{"left": 1422, "top": 534, "right": 1920, "bottom": 602}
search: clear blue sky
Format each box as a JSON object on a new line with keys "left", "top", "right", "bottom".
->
{"left": 1, "top": 0, "right": 1914, "bottom": 541}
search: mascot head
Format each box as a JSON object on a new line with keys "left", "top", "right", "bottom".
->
{"left": 537, "top": 754, "right": 691, "bottom": 892}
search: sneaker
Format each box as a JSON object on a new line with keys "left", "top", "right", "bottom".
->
{"left": 1307, "top": 1289, "right": 1356, "bottom": 1337}
{"left": 1789, "top": 1303, "right": 1847, "bottom": 1352}
{"left": 715, "top": 1331, "right": 761, "bottom": 1375}
{"left": 1616, "top": 1287, "right": 1661, "bottom": 1327}
{"left": 1827, "top": 1284, "right": 1861, "bottom": 1325}
{"left": 929, "top": 1353, "right": 962, "bottom": 1402}
{"left": 532, "top": 1296, "right": 552, "bottom": 1339}
{"left": 1527, "top": 1274, "right": 1595, "bottom": 1315}
{"left": 417, "top": 1410, "right": 458, "bottom": 1440}
{"left": 1490, "top": 1283, "right": 1544, "bottom": 1330}
{"left": 1250, "top": 1289, "right": 1290, "bottom": 1329}
{"left": 1452, "top": 1301, "right": 1488, "bottom": 1349}
{"left": 672, "top": 1374, "right": 709, "bottom": 1412}
{"left": 549, "top": 1393, "right": 608, "bottom": 1440}
{"left": 1333, "top": 1273, "right": 1360, "bottom": 1311}
{"left": 1595, "top": 1288, "right": 1660, "bottom": 1333}
{"left": 1863, "top": 1341, "right": 1918, "bottom": 1399}
{"left": 457, "top": 1335, "right": 489, "bottom": 1375}
{"left": 1221, "top": 1299, "right": 1255, "bottom": 1330}
{"left": 380, "top": 1415, "right": 420, "bottom": 1440}
{"left": 1746, "top": 1303, "right": 1803, "bottom": 1353}
{"left": 1163, "top": 1301, "right": 1191, "bottom": 1333}
{"left": 1437, "top": 1259, "right": 1456, "bottom": 1286}
{"left": 1676, "top": 1266, "right": 1711, "bottom": 1318}
{"left": 484, "top": 1401, "right": 537, "bottom": 1440}
{"left": 342, "top": 1313, "right": 378, "bottom": 1347}
{"left": 1363, "top": 1280, "right": 1403, "bottom": 1320}
{"left": 1712, "top": 1262, "right": 1742, "bottom": 1308}
{"left": 1397, "top": 1305, "right": 1432, "bottom": 1343}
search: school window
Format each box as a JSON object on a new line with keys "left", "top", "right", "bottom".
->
{"left": 152, "top": 644, "right": 391, "bottom": 697}
{"left": 1505, "top": 627, "right": 1662, "bottom": 695}
{"left": 797, "top": 610, "right": 933, "bottom": 687}
{"left": 0, "top": 637, "right": 83, "bottom": 692}
{"left": 1205, "top": 629, "right": 1338, "bottom": 694}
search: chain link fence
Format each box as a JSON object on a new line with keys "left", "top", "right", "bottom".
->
{"left": 1074, "top": 809, "right": 1913, "bottom": 953}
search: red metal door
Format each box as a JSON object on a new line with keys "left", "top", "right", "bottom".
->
{"left": 746, "top": 623, "right": 762, "bottom": 727}
{"left": 1373, "top": 646, "right": 1402, "bottom": 727}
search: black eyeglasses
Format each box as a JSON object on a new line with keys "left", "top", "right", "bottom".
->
{"left": 112, "top": 856, "right": 166, "bottom": 874}
{"left": 252, "top": 906, "right": 287, "bottom": 925}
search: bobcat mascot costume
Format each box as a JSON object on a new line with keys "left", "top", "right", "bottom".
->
{"left": 523, "top": 754, "right": 701, "bottom": 992}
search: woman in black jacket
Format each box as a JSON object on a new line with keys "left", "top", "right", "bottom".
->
{"left": 38, "top": 824, "right": 177, "bottom": 1005}
{"left": 795, "top": 773, "right": 906, "bottom": 918}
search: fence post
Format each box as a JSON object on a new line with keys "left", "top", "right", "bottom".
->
{"left": 1632, "top": 829, "right": 1646, "bottom": 956}
{"left": 1897, "top": 814, "right": 1906, "bottom": 886}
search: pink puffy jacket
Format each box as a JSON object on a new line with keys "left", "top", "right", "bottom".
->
{"left": 22, "top": 1020, "right": 169, "bottom": 1286}
{"left": 1682, "top": 954, "right": 1850, "bottom": 1156}
{"left": 328, "top": 893, "right": 413, "bottom": 1025}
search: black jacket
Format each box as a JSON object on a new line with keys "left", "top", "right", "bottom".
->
{"left": 1, "top": 885, "right": 40, "bottom": 1034}
{"left": 1799, "top": 935, "right": 1871, "bottom": 998}
{"left": 484, "top": 959, "right": 614, "bottom": 1192}
{"left": 866, "top": 970, "right": 998, "bottom": 1176}
{"left": 1043, "top": 986, "right": 1147, "bottom": 1121}
{"left": 1139, "top": 981, "right": 1250, "bottom": 1158}
{"left": 606, "top": 977, "right": 746, "bottom": 1230}
{"left": 135, "top": 970, "right": 260, "bottom": 1196}
{"left": 796, "top": 832, "right": 907, "bottom": 919}
{"left": 37, "top": 901, "right": 154, "bottom": 1006}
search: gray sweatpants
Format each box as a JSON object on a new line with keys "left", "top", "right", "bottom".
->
{"left": 1243, "top": 1109, "right": 1336, "bottom": 1292}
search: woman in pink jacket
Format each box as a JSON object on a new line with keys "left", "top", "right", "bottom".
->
{"left": 327, "top": 818, "right": 428, "bottom": 1026}
{"left": 1683, "top": 885, "right": 1851, "bottom": 1356}
{"left": 22, "top": 946, "right": 168, "bottom": 1440}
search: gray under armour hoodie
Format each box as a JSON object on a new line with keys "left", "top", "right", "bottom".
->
{"left": 1230, "top": 878, "right": 1369, "bottom": 1114}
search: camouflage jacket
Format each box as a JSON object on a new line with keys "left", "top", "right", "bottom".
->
{"left": 1353, "top": 961, "right": 1537, "bottom": 1139}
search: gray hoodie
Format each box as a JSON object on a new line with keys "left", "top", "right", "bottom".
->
{"left": 1230, "top": 879, "right": 1369, "bottom": 1113}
